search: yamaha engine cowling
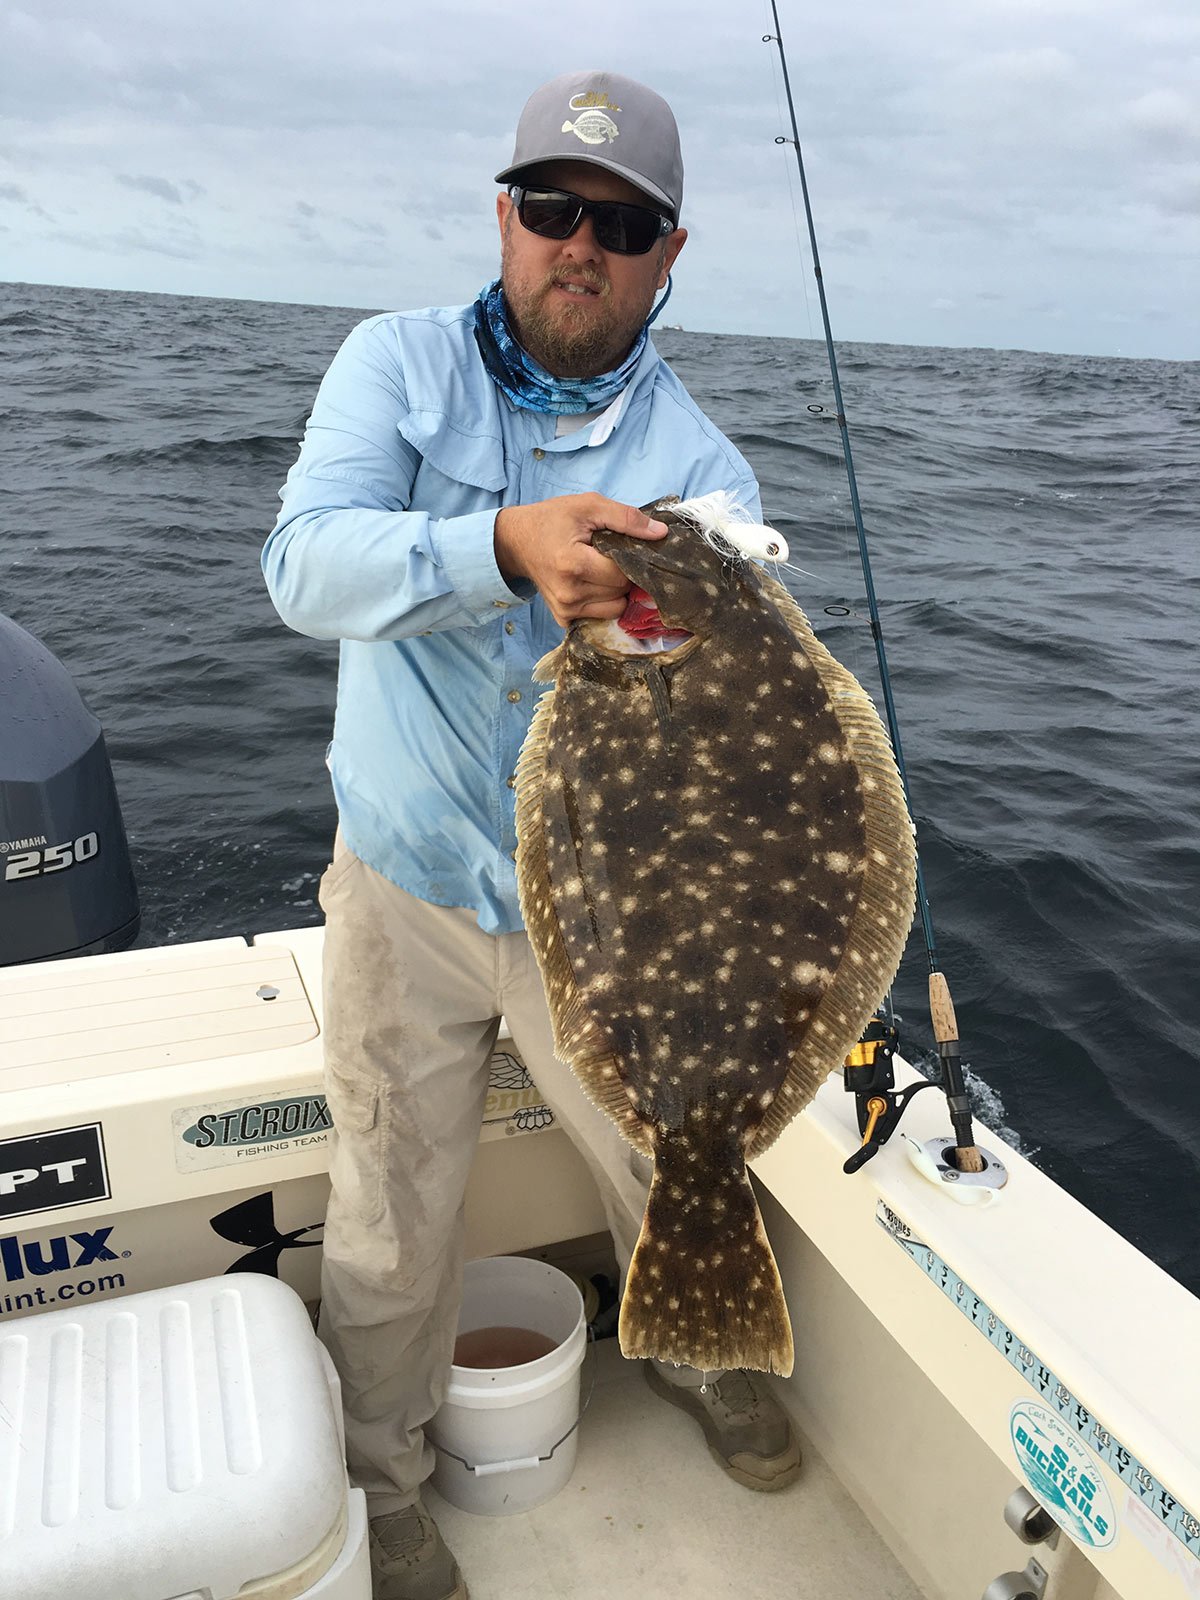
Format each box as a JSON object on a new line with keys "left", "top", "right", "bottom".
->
{"left": 1, "top": 612, "right": 140, "bottom": 965}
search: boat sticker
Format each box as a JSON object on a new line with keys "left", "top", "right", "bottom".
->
{"left": 0, "top": 1176, "right": 332, "bottom": 1324}
{"left": 209, "top": 1190, "right": 323, "bottom": 1277}
{"left": 172, "top": 1089, "right": 331, "bottom": 1172}
{"left": 877, "top": 1200, "right": 1200, "bottom": 1564}
{"left": 1, "top": 1219, "right": 129, "bottom": 1317}
{"left": 0, "top": 1123, "right": 111, "bottom": 1221}
{"left": 1125, "top": 1493, "right": 1200, "bottom": 1597}
{"left": 483, "top": 1050, "right": 555, "bottom": 1135}
{"left": 1011, "top": 1400, "right": 1116, "bottom": 1548}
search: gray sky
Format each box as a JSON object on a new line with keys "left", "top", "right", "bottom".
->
{"left": 2, "top": 0, "right": 1197, "bottom": 359}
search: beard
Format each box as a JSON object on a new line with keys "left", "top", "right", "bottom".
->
{"left": 500, "top": 230, "right": 662, "bottom": 379}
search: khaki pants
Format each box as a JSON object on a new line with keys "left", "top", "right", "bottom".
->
{"left": 316, "top": 835, "right": 653, "bottom": 1513}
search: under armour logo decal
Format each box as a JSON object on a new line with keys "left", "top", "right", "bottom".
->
{"left": 210, "top": 1191, "right": 323, "bottom": 1277}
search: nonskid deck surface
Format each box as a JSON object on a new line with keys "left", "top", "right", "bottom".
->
{"left": 428, "top": 1338, "right": 921, "bottom": 1600}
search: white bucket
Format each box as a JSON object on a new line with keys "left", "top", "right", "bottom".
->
{"left": 428, "top": 1255, "right": 587, "bottom": 1516}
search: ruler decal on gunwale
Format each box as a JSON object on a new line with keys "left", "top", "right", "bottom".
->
{"left": 876, "top": 1200, "right": 1200, "bottom": 1563}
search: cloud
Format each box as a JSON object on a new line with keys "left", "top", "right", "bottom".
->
{"left": 50, "top": 221, "right": 202, "bottom": 262}
{"left": 984, "top": 44, "right": 1076, "bottom": 84}
{"left": 1151, "top": 170, "right": 1200, "bottom": 215}
{"left": 116, "top": 174, "right": 185, "bottom": 204}
{"left": 285, "top": 210, "right": 392, "bottom": 269}
{"left": 0, "top": 0, "right": 1196, "bottom": 357}
{"left": 399, "top": 188, "right": 484, "bottom": 224}
{"left": 0, "top": 180, "right": 51, "bottom": 219}
{"left": 1124, "top": 88, "right": 1200, "bottom": 150}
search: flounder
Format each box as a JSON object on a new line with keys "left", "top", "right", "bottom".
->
{"left": 515, "top": 496, "right": 916, "bottom": 1375}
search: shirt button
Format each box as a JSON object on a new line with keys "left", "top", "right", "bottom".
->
{"left": 510, "top": 849, "right": 518, "bottom": 861}
{"left": 507, "top": 689, "right": 522, "bottom": 704}
{"left": 504, "top": 621, "right": 515, "bottom": 635}
{"left": 506, "top": 773, "right": 516, "bottom": 788}
{"left": 492, "top": 599, "right": 510, "bottom": 609}
{"left": 532, "top": 447, "right": 546, "bottom": 460}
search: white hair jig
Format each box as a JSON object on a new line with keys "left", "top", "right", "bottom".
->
{"left": 670, "top": 491, "right": 790, "bottom": 566}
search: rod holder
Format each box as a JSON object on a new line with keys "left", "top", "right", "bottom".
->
{"left": 980, "top": 1557, "right": 1048, "bottom": 1600}
{"left": 1004, "top": 1487, "right": 1059, "bottom": 1547}
{"left": 920, "top": 1136, "right": 1008, "bottom": 1191}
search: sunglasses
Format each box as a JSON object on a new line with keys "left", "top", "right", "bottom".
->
{"left": 509, "top": 185, "right": 674, "bottom": 256}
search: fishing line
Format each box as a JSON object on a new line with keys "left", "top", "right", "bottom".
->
{"left": 762, "top": 2, "right": 984, "bottom": 1172}
{"left": 760, "top": 0, "right": 867, "bottom": 685}
{"left": 762, "top": 0, "right": 816, "bottom": 341}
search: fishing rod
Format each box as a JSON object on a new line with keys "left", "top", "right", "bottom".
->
{"left": 763, "top": 2, "right": 985, "bottom": 1176}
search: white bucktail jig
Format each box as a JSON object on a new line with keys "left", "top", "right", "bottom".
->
{"left": 672, "top": 491, "right": 790, "bottom": 567}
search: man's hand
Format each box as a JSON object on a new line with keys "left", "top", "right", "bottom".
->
{"left": 494, "top": 494, "right": 668, "bottom": 628}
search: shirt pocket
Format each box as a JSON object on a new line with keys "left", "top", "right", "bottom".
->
{"left": 534, "top": 452, "right": 678, "bottom": 510}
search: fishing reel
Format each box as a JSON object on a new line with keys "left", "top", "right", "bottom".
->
{"left": 841, "top": 1013, "right": 936, "bottom": 1175}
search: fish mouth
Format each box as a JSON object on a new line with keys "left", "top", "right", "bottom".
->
{"left": 574, "top": 584, "right": 696, "bottom": 659}
{"left": 577, "top": 587, "right": 696, "bottom": 659}
{"left": 615, "top": 585, "right": 693, "bottom": 651}
{"left": 579, "top": 615, "right": 698, "bottom": 659}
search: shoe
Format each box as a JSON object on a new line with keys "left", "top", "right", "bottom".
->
{"left": 644, "top": 1363, "right": 802, "bottom": 1491}
{"left": 368, "top": 1501, "right": 469, "bottom": 1600}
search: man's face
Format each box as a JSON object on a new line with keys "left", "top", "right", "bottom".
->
{"left": 496, "top": 159, "right": 688, "bottom": 380}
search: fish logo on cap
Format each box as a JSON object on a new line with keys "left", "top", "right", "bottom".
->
{"left": 563, "top": 91, "right": 621, "bottom": 146}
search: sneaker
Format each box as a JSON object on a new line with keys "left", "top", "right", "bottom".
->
{"left": 368, "top": 1501, "right": 469, "bottom": 1600}
{"left": 644, "top": 1363, "right": 802, "bottom": 1491}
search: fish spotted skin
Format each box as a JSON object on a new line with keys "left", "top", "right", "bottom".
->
{"left": 515, "top": 499, "right": 916, "bottom": 1375}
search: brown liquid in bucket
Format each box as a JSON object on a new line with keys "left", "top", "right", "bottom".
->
{"left": 453, "top": 1325, "right": 558, "bottom": 1368}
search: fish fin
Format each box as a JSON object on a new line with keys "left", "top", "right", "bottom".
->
{"left": 746, "top": 576, "right": 918, "bottom": 1160}
{"left": 515, "top": 685, "right": 654, "bottom": 1155}
{"left": 644, "top": 663, "right": 673, "bottom": 752}
{"left": 619, "top": 1134, "right": 793, "bottom": 1376}
{"left": 531, "top": 643, "right": 567, "bottom": 684}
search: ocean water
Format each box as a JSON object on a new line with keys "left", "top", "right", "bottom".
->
{"left": 2, "top": 280, "right": 1197, "bottom": 1296}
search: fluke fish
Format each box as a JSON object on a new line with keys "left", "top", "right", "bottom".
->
{"left": 515, "top": 495, "right": 917, "bottom": 1375}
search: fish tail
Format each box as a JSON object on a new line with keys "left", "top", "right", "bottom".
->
{"left": 618, "top": 1136, "right": 794, "bottom": 1377}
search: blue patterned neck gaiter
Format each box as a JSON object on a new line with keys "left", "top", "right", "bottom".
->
{"left": 472, "top": 277, "right": 672, "bottom": 415}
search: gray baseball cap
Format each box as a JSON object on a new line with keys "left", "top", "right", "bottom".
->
{"left": 495, "top": 70, "right": 683, "bottom": 222}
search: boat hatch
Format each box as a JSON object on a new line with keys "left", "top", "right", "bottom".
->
{"left": 0, "top": 942, "right": 317, "bottom": 1092}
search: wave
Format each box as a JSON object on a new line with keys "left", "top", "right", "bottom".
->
{"left": 95, "top": 432, "right": 300, "bottom": 471}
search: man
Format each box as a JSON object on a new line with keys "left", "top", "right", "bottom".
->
{"left": 263, "top": 69, "right": 799, "bottom": 1600}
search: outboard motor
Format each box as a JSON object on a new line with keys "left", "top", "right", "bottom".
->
{"left": 0, "top": 612, "right": 140, "bottom": 965}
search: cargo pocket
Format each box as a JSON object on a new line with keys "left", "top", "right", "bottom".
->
{"left": 324, "top": 1072, "right": 385, "bottom": 1226}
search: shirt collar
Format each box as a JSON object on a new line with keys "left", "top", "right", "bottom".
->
{"left": 541, "top": 338, "right": 661, "bottom": 453}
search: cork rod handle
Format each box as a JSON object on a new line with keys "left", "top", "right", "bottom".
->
{"left": 928, "top": 971, "right": 958, "bottom": 1044}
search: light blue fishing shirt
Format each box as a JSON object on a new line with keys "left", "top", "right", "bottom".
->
{"left": 262, "top": 304, "right": 761, "bottom": 933}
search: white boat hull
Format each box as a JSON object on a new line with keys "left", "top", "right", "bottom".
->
{"left": 1, "top": 926, "right": 1196, "bottom": 1599}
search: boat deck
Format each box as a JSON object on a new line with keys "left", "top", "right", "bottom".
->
{"left": 428, "top": 1337, "right": 922, "bottom": 1600}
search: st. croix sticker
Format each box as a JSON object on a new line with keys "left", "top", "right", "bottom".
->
{"left": 1011, "top": 1400, "right": 1117, "bottom": 1549}
{"left": 172, "top": 1090, "right": 331, "bottom": 1172}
